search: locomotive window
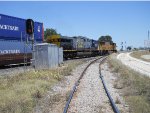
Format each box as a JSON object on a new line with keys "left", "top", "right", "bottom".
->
{"left": 58, "top": 39, "right": 61, "bottom": 42}
{"left": 61, "top": 39, "right": 71, "bottom": 42}
{"left": 66, "top": 39, "right": 68, "bottom": 42}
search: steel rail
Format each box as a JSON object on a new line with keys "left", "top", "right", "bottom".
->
{"left": 63, "top": 57, "right": 103, "bottom": 113}
{"left": 99, "top": 57, "right": 120, "bottom": 113}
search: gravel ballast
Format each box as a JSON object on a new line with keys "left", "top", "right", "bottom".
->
{"left": 35, "top": 57, "right": 128, "bottom": 113}
{"left": 68, "top": 59, "right": 113, "bottom": 113}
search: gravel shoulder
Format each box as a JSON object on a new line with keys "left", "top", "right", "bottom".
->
{"left": 117, "top": 52, "right": 150, "bottom": 77}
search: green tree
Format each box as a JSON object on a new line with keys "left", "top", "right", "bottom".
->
{"left": 99, "top": 35, "right": 112, "bottom": 42}
{"left": 99, "top": 36, "right": 105, "bottom": 42}
{"left": 44, "top": 28, "right": 58, "bottom": 40}
{"left": 127, "top": 46, "right": 132, "bottom": 51}
{"left": 105, "top": 35, "right": 112, "bottom": 41}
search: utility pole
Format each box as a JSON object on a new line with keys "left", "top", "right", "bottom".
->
{"left": 121, "top": 42, "right": 123, "bottom": 51}
{"left": 148, "top": 30, "right": 150, "bottom": 52}
{"left": 148, "top": 30, "right": 149, "bottom": 40}
{"left": 125, "top": 41, "right": 126, "bottom": 51}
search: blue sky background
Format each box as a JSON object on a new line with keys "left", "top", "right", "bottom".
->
{"left": 0, "top": 1, "right": 150, "bottom": 49}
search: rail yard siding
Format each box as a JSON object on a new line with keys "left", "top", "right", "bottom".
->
{"left": 0, "top": 14, "right": 43, "bottom": 41}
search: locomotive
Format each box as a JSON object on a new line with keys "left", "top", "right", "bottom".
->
{"left": 47, "top": 35, "right": 116, "bottom": 59}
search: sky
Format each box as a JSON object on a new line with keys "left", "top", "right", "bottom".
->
{"left": 0, "top": 1, "right": 150, "bottom": 49}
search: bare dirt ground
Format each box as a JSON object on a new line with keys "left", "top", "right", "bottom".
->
{"left": 117, "top": 52, "right": 150, "bottom": 77}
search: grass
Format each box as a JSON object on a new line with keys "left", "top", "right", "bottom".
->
{"left": 0, "top": 60, "right": 84, "bottom": 113}
{"left": 130, "top": 50, "right": 150, "bottom": 62}
{"left": 108, "top": 53, "right": 150, "bottom": 113}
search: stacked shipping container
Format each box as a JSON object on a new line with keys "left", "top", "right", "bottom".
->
{"left": 0, "top": 14, "right": 44, "bottom": 66}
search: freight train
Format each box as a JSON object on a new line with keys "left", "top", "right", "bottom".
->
{"left": 0, "top": 14, "right": 116, "bottom": 66}
{"left": 0, "top": 14, "right": 44, "bottom": 66}
{"left": 47, "top": 35, "right": 116, "bottom": 59}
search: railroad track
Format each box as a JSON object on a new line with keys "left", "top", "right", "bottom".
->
{"left": 0, "top": 56, "right": 96, "bottom": 69}
{"left": 63, "top": 56, "right": 120, "bottom": 113}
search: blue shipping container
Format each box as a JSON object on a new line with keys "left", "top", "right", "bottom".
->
{"left": 0, "top": 40, "right": 32, "bottom": 54}
{"left": 0, "top": 14, "right": 44, "bottom": 41}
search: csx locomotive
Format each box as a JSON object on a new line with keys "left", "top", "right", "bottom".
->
{"left": 0, "top": 14, "right": 116, "bottom": 66}
{"left": 47, "top": 35, "right": 116, "bottom": 59}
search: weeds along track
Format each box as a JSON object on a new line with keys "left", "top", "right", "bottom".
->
{"left": 0, "top": 57, "right": 94, "bottom": 77}
{"left": 63, "top": 56, "right": 120, "bottom": 113}
{"left": 99, "top": 57, "right": 120, "bottom": 113}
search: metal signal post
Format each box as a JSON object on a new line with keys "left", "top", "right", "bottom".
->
{"left": 26, "top": 19, "right": 35, "bottom": 67}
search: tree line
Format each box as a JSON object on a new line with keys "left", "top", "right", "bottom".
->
{"left": 44, "top": 28, "right": 113, "bottom": 42}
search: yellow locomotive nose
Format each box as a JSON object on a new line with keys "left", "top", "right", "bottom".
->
{"left": 46, "top": 35, "right": 61, "bottom": 47}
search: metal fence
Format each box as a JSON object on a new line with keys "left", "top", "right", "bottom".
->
{"left": 34, "top": 43, "right": 63, "bottom": 70}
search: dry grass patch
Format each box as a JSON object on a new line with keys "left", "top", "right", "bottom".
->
{"left": 65, "top": 90, "right": 72, "bottom": 101}
{"left": 0, "top": 60, "right": 83, "bottom": 113}
{"left": 127, "top": 96, "right": 150, "bottom": 113}
{"left": 108, "top": 53, "right": 150, "bottom": 113}
{"left": 115, "top": 97, "right": 121, "bottom": 104}
{"left": 130, "top": 50, "right": 150, "bottom": 62}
